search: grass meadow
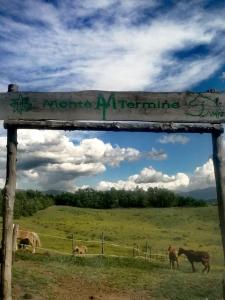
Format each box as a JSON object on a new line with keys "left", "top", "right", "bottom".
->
{"left": 10, "top": 205, "right": 225, "bottom": 299}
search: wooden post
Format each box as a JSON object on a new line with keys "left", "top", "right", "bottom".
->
{"left": 101, "top": 232, "right": 104, "bottom": 255}
{"left": 12, "top": 224, "right": 19, "bottom": 263}
{"left": 7, "top": 84, "right": 19, "bottom": 93}
{"left": 212, "top": 131, "right": 225, "bottom": 300}
{"left": 145, "top": 241, "right": 148, "bottom": 260}
{"left": 0, "top": 126, "right": 17, "bottom": 300}
{"left": 212, "top": 131, "right": 225, "bottom": 264}
{"left": 72, "top": 234, "right": 75, "bottom": 256}
{"left": 136, "top": 244, "right": 139, "bottom": 256}
{"left": 223, "top": 279, "right": 225, "bottom": 299}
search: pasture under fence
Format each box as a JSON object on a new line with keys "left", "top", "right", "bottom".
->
{"left": 36, "top": 231, "right": 168, "bottom": 261}
{"left": 4, "top": 228, "right": 168, "bottom": 262}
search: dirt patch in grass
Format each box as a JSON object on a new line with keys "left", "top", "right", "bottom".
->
{"left": 50, "top": 274, "right": 152, "bottom": 300}
{"left": 13, "top": 265, "right": 152, "bottom": 300}
{"left": 13, "top": 284, "right": 44, "bottom": 300}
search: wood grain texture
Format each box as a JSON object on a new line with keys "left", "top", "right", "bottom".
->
{"left": 4, "top": 120, "right": 224, "bottom": 133}
{"left": 212, "top": 132, "right": 225, "bottom": 265}
{"left": 0, "top": 128, "right": 17, "bottom": 300}
{"left": 0, "top": 91, "right": 225, "bottom": 123}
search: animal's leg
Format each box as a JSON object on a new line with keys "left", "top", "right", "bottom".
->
{"left": 202, "top": 260, "right": 210, "bottom": 273}
{"left": 176, "top": 259, "right": 179, "bottom": 269}
{"left": 31, "top": 242, "right": 35, "bottom": 253}
{"left": 172, "top": 260, "right": 175, "bottom": 269}
{"left": 190, "top": 261, "right": 196, "bottom": 272}
{"left": 203, "top": 262, "right": 210, "bottom": 273}
{"left": 202, "top": 263, "right": 207, "bottom": 273}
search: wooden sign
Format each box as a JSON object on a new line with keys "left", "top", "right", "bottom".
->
{"left": 0, "top": 91, "right": 225, "bottom": 123}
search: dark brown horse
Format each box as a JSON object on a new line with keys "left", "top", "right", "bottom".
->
{"left": 178, "top": 247, "right": 210, "bottom": 273}
{"left": 168, "top": 245, "right": 179, "bottom": 269}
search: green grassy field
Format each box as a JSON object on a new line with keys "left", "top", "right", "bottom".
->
{"left": 11, "top": 205, "right": 225, "bottom": 299}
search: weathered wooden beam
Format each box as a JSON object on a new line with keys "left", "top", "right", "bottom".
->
{"left": 7, "top": 84, "right": 19, "bottom": 93}
{"left": 0, "top": 90, "right": 225, "bottom": 123}
{"left": 0, "top": 127, "right": 17, "bottom": 300}
{"left": 12, "top": 224, "right": 19, "bottom": 264}
{"left": 3, "top": 120, "right": 224, "bottom": 133}
{"left": 212, "top": 131, "right": 225, "bottom": 265}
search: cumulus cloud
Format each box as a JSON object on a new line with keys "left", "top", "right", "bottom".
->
{"left": 96, "top": 155, "right": 225, "bottom": 192}
{"left": 0, "top": 129, "right": 143, "bottom": 190}
{"left": 0, "top": 123, "right": 170, "bottom": 191}
{"left": 97, "top": 166, "right": 189, "bottom": 191}
{"left": 146, "top": 148, "right": 167, "bottom": 160}
{"left": 0, "top": 1, "right": 225, "bottom": 92}
{"left": 188, "top": 158, "right": 215, "bottom": 190}
{"left": 158, "top": 134, "right": 190, "bottom": 145}
{"left": 0, "top": 126, "right": 223, "bottom": 192}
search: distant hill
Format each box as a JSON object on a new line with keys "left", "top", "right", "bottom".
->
{"left": 44, "top": 190, "right": 65, "bottom": 195}
{"left": 179, "top": 186, "right": 217, "bottom": 201}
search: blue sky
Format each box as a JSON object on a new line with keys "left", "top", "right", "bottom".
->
{"left": 0, "top": 0, "right": 224, "bottom": 192}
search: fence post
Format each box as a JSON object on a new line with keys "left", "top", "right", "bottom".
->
{"left": 149, "top": 246, "right": 152, "bottom": 259}
{"left": 72, "top": 234, "right": 75, "bottom": 255}
{"left": 212, "top": 131, "right": 225, "bottom": 264}
{"left": 145, "top": 241, "right": 148, "bottom": 260}
{"left": 1, "top": 110, "right": 18, "bottom": 299}
{"left": 101, "top": 232, "right": 104, "bottom": 255}
{"left": 136, "top": 244, "right": 139, "bottom": 256}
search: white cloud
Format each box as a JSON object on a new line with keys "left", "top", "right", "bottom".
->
{"left": 96, "top": 152, "right": 225, "bottom": 192}
{"left": 0, "top": 126, "right": 223, "bottom": 193}
{"left": 0, "top": 1, "right": 224, "bottom": 92}
{"left": 158, "top": 134, "right": 190, "bottom": 145}
{"left": 188, "top": 159, "right": 215, "bottom": 190}
{"left": 97, "top": 166, "right": 189, "bottom": 191}
{"left": 146, "top": 148, "right": 167, "bottom": 160}
{"left": 0, "top": 124, "right": 169, "bottom": 191}
{"left": 0, "top": 130, "right": 141, "bottom": 191}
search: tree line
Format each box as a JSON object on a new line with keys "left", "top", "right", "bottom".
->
{"left": 54, "top": 187, "right": 207, "bottom": 209}
{"left": 0, "top": 190, "right": 54, "bottom": 219}
{"left": 0, "top": 187, "right": 206, "bottom": 219}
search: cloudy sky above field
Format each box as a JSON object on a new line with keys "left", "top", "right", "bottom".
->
{"left": 0, "top": 0, "right": 225, "bottom": 192}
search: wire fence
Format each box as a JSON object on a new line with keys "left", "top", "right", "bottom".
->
{"left": 0, "top": 226, "right": 170, "bottom": 262}
{"left": 17, "top": 229, "right": 168, "bottom": 262}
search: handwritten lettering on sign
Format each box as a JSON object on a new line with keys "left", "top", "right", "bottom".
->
{"left": 10, "top": 94, "right": 33, "bottom": 114}
{"left": 185, "top": 94, "right": 224, "bottom": 118}
{"left": 41, "top": 94, "right": 180, "bottom": 120}
{"left": 1, "top": 91, "right": 225, "bottom": 122}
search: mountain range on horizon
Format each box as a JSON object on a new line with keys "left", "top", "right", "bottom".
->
{"left": 178, "top": 186, "right": 217, "bottom": 201}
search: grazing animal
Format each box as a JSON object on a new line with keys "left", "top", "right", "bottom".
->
{"left": 18, "top": 238, "right": 30, "bottom": 249}
{"left": 16, "top": 229, "right": 41, "bottom": 253}
{"left": 178, "top": 247, "right": 210, "bottom": 273}
{"left": 168, "top": 245, "right": 179, "bottom": 269}
{"left": 73, "top": 245, "right": 88, "bottom": 255}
